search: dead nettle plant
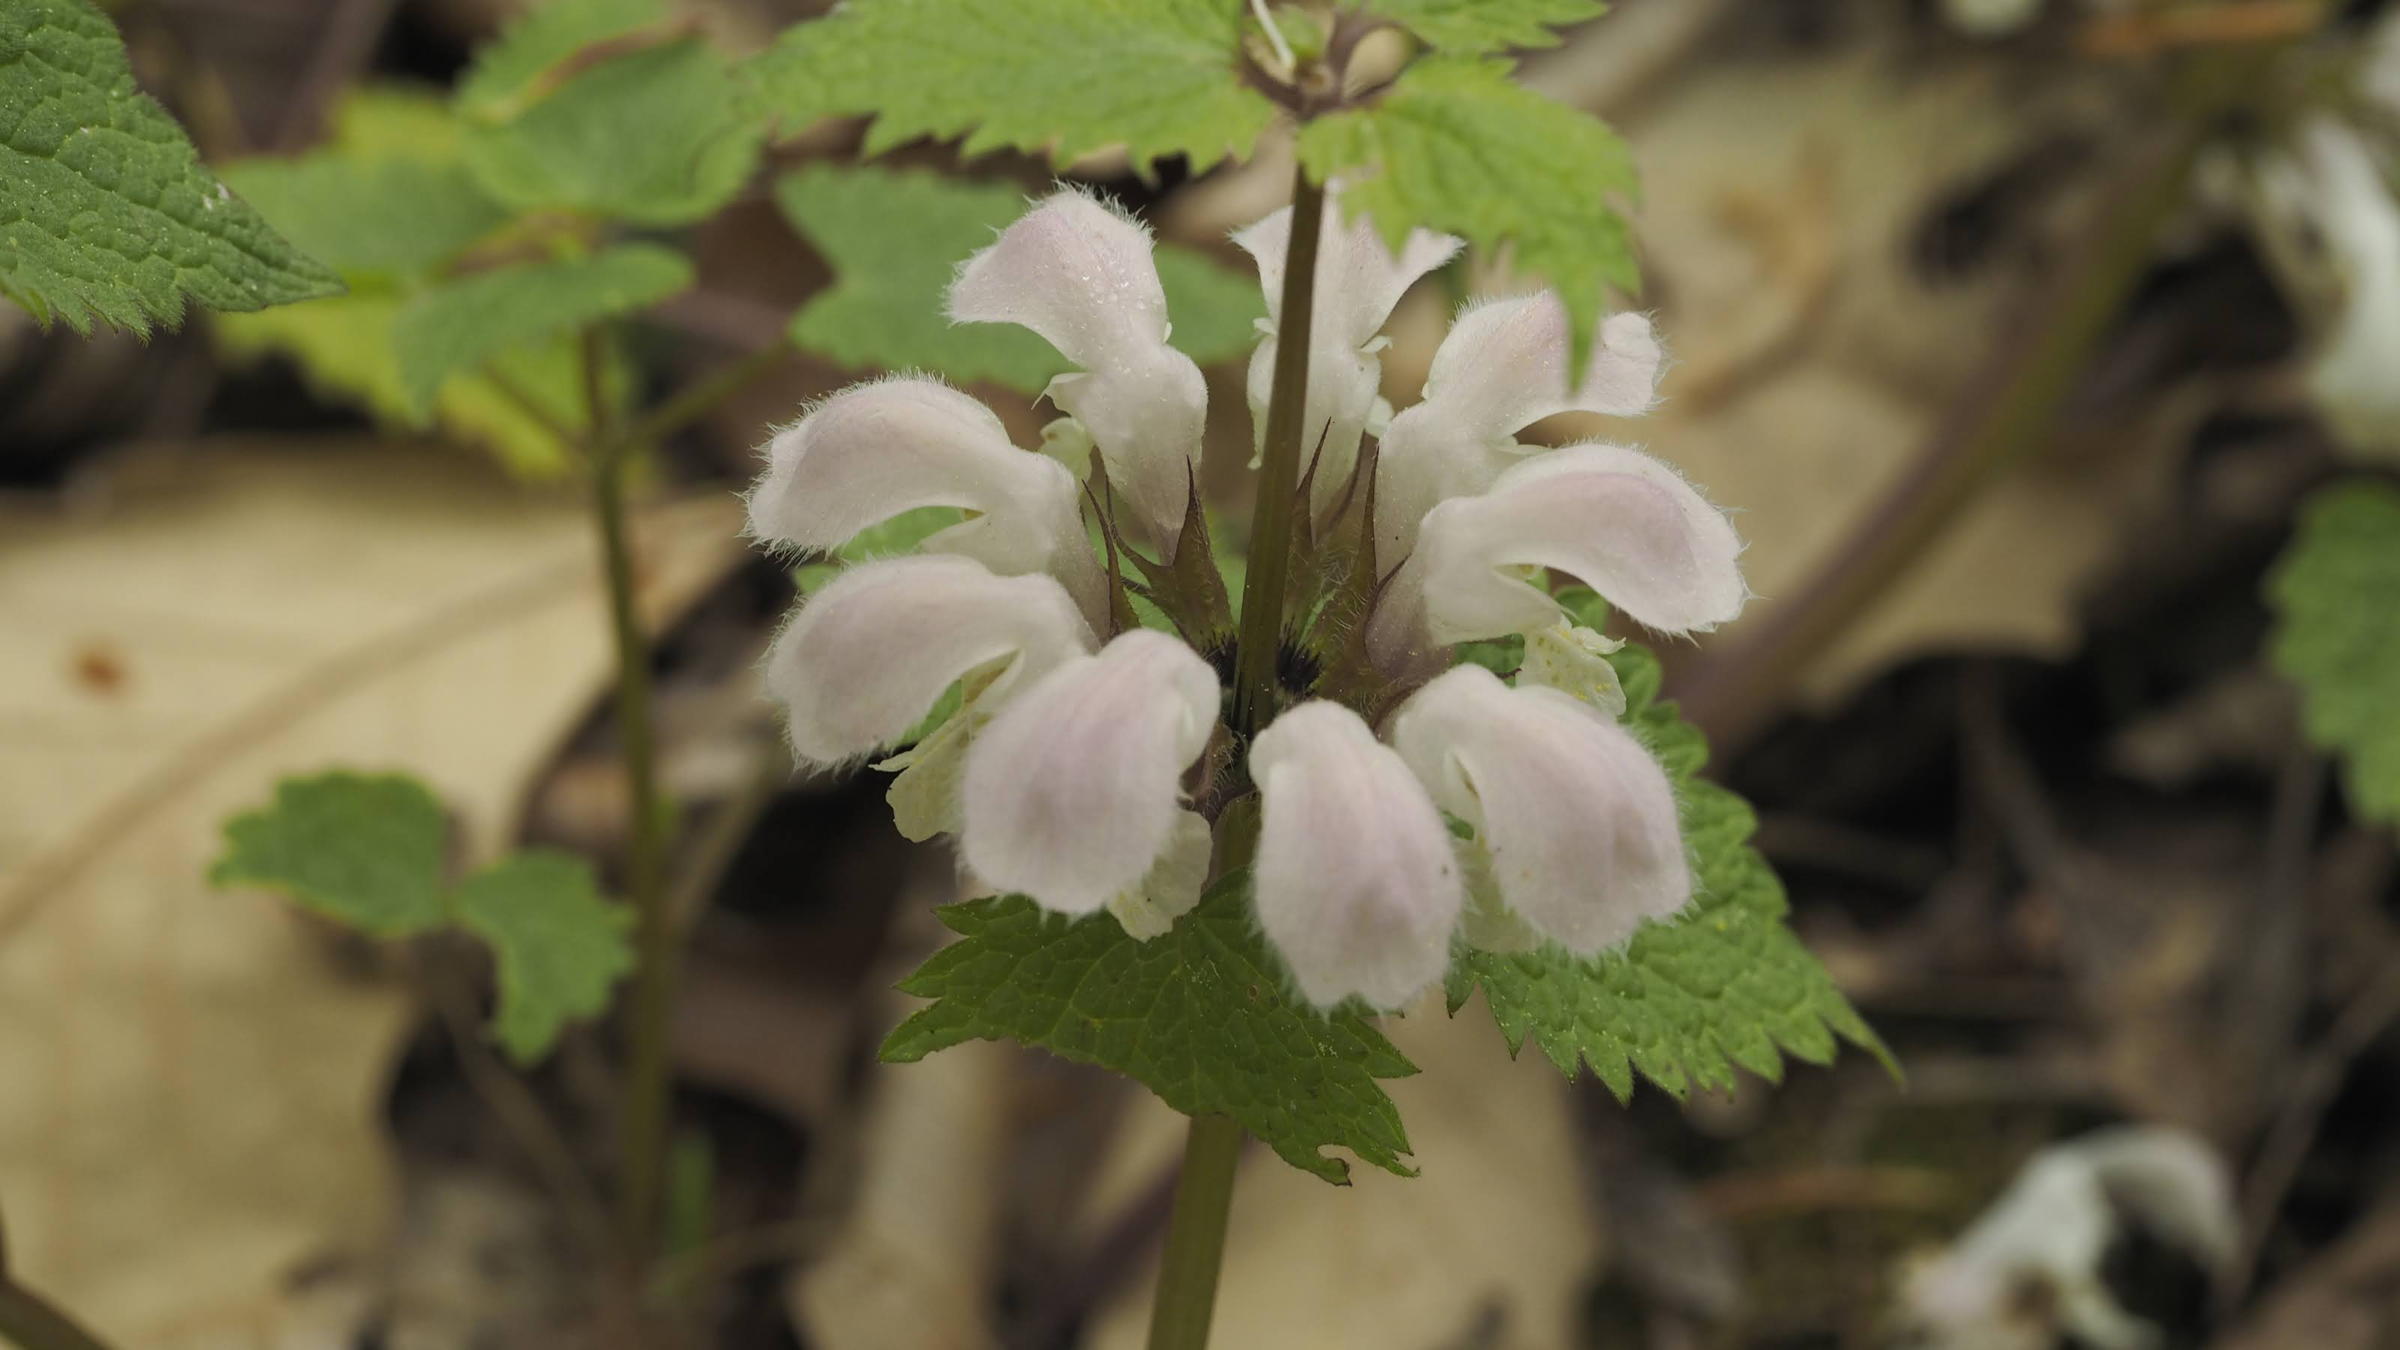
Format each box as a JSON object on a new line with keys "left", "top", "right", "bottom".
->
{"left": 3, "top": 2, "right": 1901, "bottom": 1348}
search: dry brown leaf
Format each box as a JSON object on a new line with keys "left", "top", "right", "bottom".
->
{"left": 1082, "top": 995, "right": 1603, "bottom": 1350}
{"left": 0, "top": 439, "right": 740, "bottom": 1348}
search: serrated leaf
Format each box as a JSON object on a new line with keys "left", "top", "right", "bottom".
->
{"left": 462, "top": 35, "right": 763, "bottom": 227}
{"left": 392, "top": 243, "right": 692, "bottom": 415}
{"left": 453, "top": 851, "right": 634, "bottom": 1063}
{"left": 1361, "top": 0, "right": 1605, "bottom": 53}
{"left": 218, "top": 155, "right": 507, "bottom": 278}
{"left": 1297, "top": 56, "right": 1638, "bottom": 359}
{"left": 215, "top": 293, "right": 585, "bottom": 478}
{"left": 2270, "top": 481, "right": 2400, "bottom": 825}
{"left": 776, "top": 164, "right": 1263, "bottom": 392}
{"left": 753, "top": 0, "right": 1277, "bottom": 175}
{"left": 0, "top": 0, "right": 339, "bottom": 332}
{"left": 884, "top": 876, "right": 1418, "bottom": 1183}
{"left": 210, "top": 772, "right": 452, "bottom": 937}
{"left": 1445, "top": 646, "right": 1888, "bottom": 1100}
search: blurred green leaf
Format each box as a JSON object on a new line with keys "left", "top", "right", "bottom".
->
{"left": 392, "top": 243, "right": 693, "bottom": 416}
{"left": 777, "top": 163, "right": 1262, "bottom": 391}
{"left": 455, "top": 0, "right": 671, "bottom": 121}
{"left": 219, "top": 156, "right": 507, "bottom": 279}
{"left": 1298, "top": 57, "right": 1638, "bottom": 360}
{"left": 1361, "top": 0, "right": 1605, "bottom": 52}
{"left": 462, "top": 32, "right": 762, "bottom": 226}
{"left": 2270, "top": 481, "right": 2400, "bottom": 825}
{"left": 0, "top": 0, "right": 339, "bottom": 332}
{"left": 454, "top": 851, "right": 634, "bottom": 1064}
{"left": 210, "top": 773, "right": 451, "bottom": 938}
{"left": 753, "top": 0, "right": 1277, "bottom": 174}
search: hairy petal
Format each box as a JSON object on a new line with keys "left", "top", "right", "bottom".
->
{"left": 1377, "top": 299, "right": 1663, "bottom": 562}
{"left": 1390, "top": 666, "right": 1689, "bottom": 954}
{"left": 948, "top": 190, "right": 1207, "bottom": 554}
{"left": 1107, "top": 809, "right": 1213, "bottom": 941}
{"left": 1236, "top": 203, "right": 1459, "bottom": 521}
{"left": 745, "top": 378, "right": 1105, "bottom": 619}
{"left": 765, "top": 556, "right": 1094, "bottom": 765}
{"left": 1369, "top": 443, "right": 1746, "bottom": 673}
{"left": 1251, "top": 701, "right": 1463, "bottom": 1008}
{"left": 960, "top": 630, "right": 1221, "bottom": 916}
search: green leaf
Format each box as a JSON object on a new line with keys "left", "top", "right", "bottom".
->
{"left": 776, "top": 164, "right": 1263, "bottom": 392}
{"left": 210, "top": 772, "right": 452, "bottom": 938}
{"left": 1445, "top": 646, "right": 1889, "bottom": 1100}
{"left": 0, "top": 0, "right": 339, "bottom": 332}
{"left": 455, "top": 0, "right": 671, "bottom": 121}
{"left": 1359, "top": 0, "right": 1605, "bottom": 53}
{"left": 215, "top": 292, "right": 585, "bottom": 478}
{"left": 392, "top": 243, "right": 693, "bottom": 415}
{"left": 1297, "top": 56, "right": 1638, "bottom": 357}
{"left": 327, "top": 83, "right": 467, "bottom": 162}
{"left": 884, "top": 876, "right": 1418, "bottom": 1183}
{"left": 454, "top": 851, "right": 634, "bottom": 1063}
{"left": 456, "top": 0, "right": 760, "bottom": 229}
{"left": 218, "top": 155, "right": 507, "bottom": 279}
{"left": 2270, "top": 481, "right": 2400, "bottom": 825}
{"left": 754, "top": 0, "right": 1277, "bottom": 175}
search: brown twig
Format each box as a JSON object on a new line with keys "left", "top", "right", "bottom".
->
{"left": 2079, "top": 2, "right": 2327, "bottom": 58}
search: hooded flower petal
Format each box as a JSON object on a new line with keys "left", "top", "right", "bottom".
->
{"left": 960, "top": 629, "right": 1221, "bottom": 916}
{"left": 1368, "top": 443, "right": 1746, "bottom": 674}
{"left": 746, "top": 378, "right": 1106, "bottom": 620}
{"left": 1376, "top": 297, "right": 1664, "bottom": 562}
{"left": 1107, "top": 809, "right": 1213, "bottom": 941}
{"left": 948, "top": 190, "right": 1208, "bottom": 554}
{"left": 765, "top": 555, "right": 1094, "bottom": 765}
{"left": 1390, "top": 666, "right": 1689, "bottom": 954}
{"left": 1250, "top": 701, "right": 1464, "bottom": 1008}
{"left": 1235, "top": 203, "right": 1460, "bottom": 521}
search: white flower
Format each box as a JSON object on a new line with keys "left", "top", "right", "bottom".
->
{"left": 1389, "top": 665, "right": 1689, "bottom": 954}
{"left": 745, "top": 377, "right": 1108, "bottom": 623}
{"left": 1234, "top": 203, "right": 1460, "bottom": 522}
{"left": 763, "top": 554, "right": 1095, "bottom": 765}
{"left": 1375, "top": 296, "right": 1664, "bottom": 564}
{"left": 2249, "top": 119, "right": 2400, "bottom": 462}
{"left": 1250, "top": 701, "right": 1464, "bottom": 1008}
{"left": 960, "top": 629, "right": 1222, "bottom": 916}
{"left": 949, "top": 189, "right": 1210, "bottom": 556}
{"left": 1367, "top": 443, "right": 1747, "bottom": 676}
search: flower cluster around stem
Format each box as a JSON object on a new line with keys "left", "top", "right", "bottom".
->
{"left": 746, "top": 187, "right": 1750, "bottom": 1011}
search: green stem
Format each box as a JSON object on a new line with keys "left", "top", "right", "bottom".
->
{"left": 1143, "top": 165, "right": 1327, "bottom": 1350}
{"left": 582, "top": 328, "right": 674, "bottom": 1260}
{"left": 1144, "top": 1112, "right": 1246, "bottom": 1350}
{"left": 627, "top": 339, "right": 794, "bottom": 451}
{"left": 1229, "top": 166, "right": 1327, "bottom": 742}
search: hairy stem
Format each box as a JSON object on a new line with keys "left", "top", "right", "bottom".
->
{"left": 582, "top": 328, "right": 675, "bottom": 1259}
{"left": 1144, "top": 1112, "right": 1246, "bottom": 1350}
{"left": 1229, "top": 166, "right": 1328, "bottom": 741}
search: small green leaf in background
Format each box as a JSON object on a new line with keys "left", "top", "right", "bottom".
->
{"left": 454, "top": 851, "right": 635, "bottom": 1064}
{"left": 393, "top": 242, "right": 694, "bottom": 415}
{"left": 754, "top": 0, "right": 1278, "bottom": 175}
{"left": 213, "top": 771, "right": 634, "bottom": 1062}
{"left": 459, "top": 0, "right": 762, "bottom": 227}
{"left": 215, "top": 85, "right": 586, "bottom": 478}
{"left": 1445, "top": 646, "right": 1889, "bottom": 1100}
{"left": 0, "top": 0, "right": 339, "bottom": 332}
{"left": 2270, "top": 481, "right": 2400, "bottom": 826}
{"left": 777, "top": 164, "right": 1263, "bottom": 392}
{"left": 220, "top": 155, "right": 508, "bottom": 279}
{"left": 210, "top": 773, "right": 452, "bottom": 938}
{"left": 1362, "top": 0, "right": 1606, "bottom": 53}
{"left": 883, "top": 875, "right": 1418, "bottom": 1184}
{"left": 1298, "top": 56, "right": 1639, "bottom": 359}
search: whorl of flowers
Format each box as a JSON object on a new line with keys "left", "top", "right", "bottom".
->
{"left": 745, "top": 187, "right": 1749, "bottom": 1010}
